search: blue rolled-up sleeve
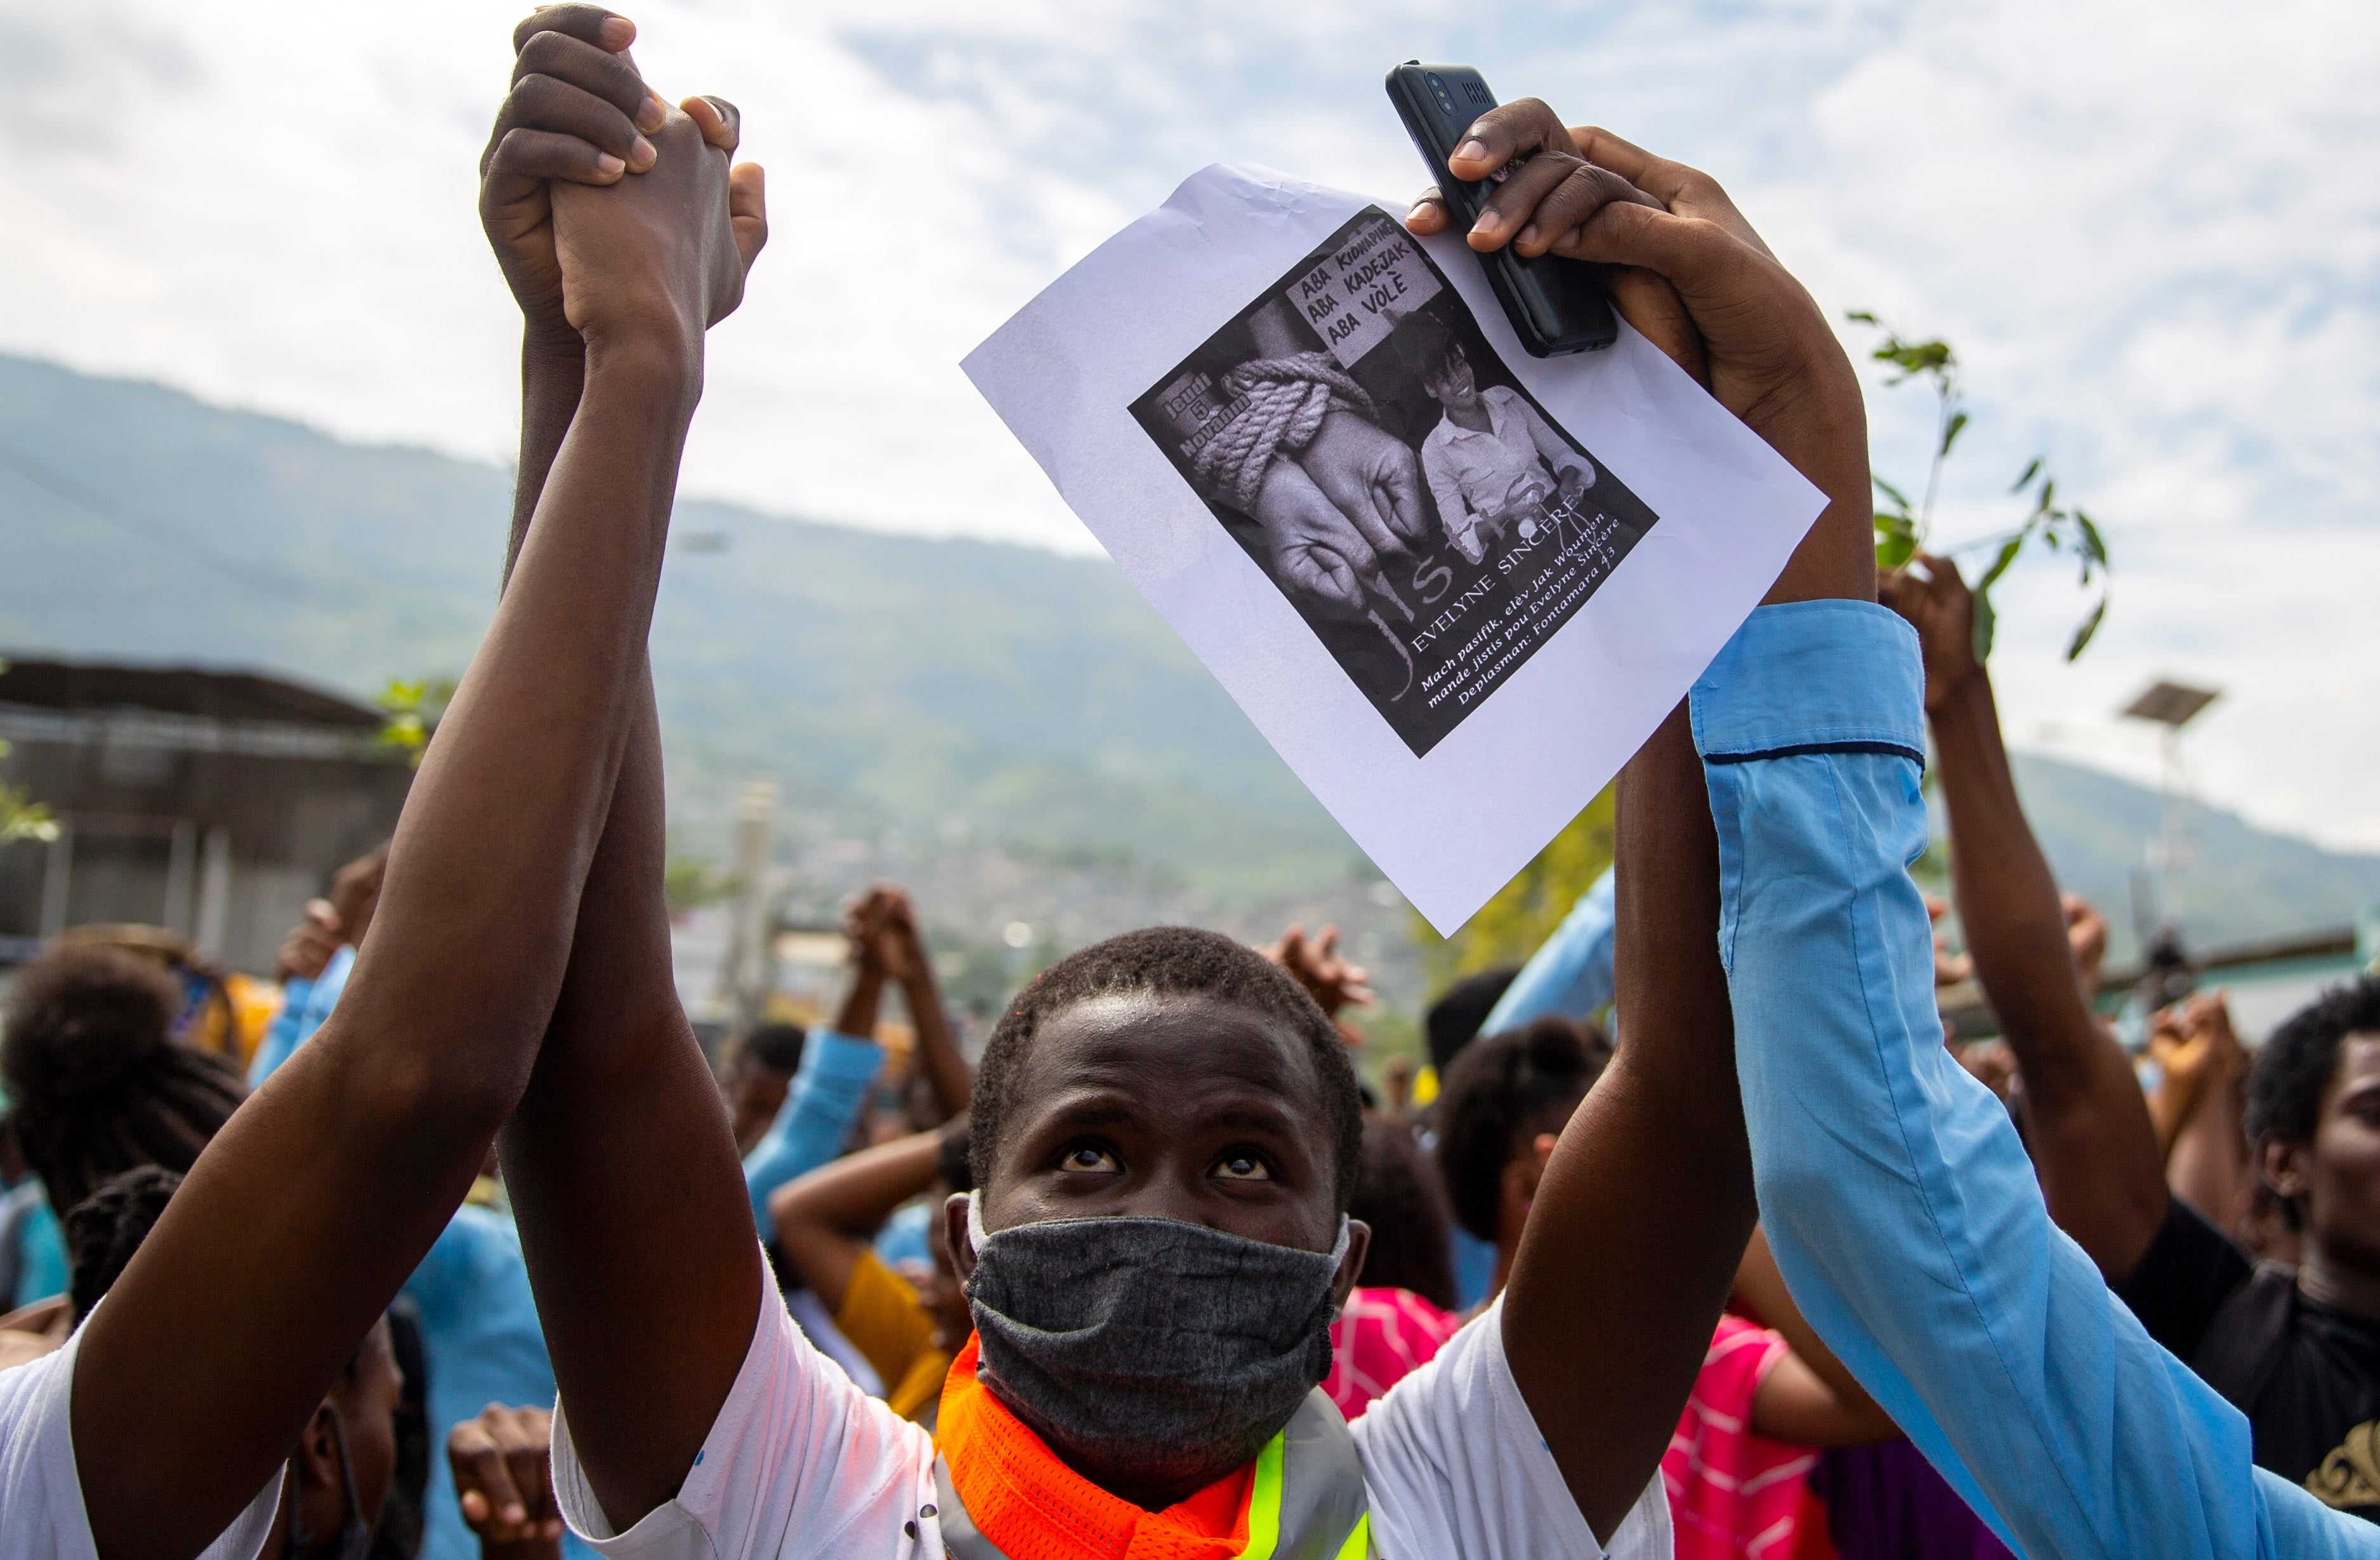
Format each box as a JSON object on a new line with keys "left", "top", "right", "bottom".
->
{"left": 249, "top": 944, "right": 356, "bottom": 1088}
{"left": 1690, "top": 600, "right": 2348, "bottom": 1560}
{"left": 1481, "top": 867, "right": 1617, "bottom": 1034}
{"left": 742, "top": 1029, "right": 883, "bottom": 1231}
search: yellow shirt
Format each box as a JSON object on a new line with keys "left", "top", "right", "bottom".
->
{"left": 833, "top": 1248, "right": 950, "bottom": 1424}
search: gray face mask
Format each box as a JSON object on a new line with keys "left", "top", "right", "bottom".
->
{"left": 964, "top": 1191, "right": 1348, "bottom": 1498}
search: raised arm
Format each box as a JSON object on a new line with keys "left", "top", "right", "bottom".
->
{"left": 739, "top": 897, "right": 892, "bottom": 1227}
{"left": 880, "top": 890, "right": 972, "bottom": 1121}
{"left": 768, "top": 1127, "right": 951, "bottom": 1313}
{"left": 464, "top": 8, "right": 782, "bottom": 1533}
{"left": 67, "top": 35, "right": 746, "bottom": 1557}
{"left": 2158, "top": 993, "right": 2254, "bottom": 1228}
{"left": 1881, "top": 554, "right": 2168, "bottom": 1279}
{"left": 1410, "top": 95, "right": 1876, "bottom": 1540}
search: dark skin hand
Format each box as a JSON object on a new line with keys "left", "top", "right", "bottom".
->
{"left": 2265, "top": 1034, "right": 2380, "bottom": 1324}
{"left": 1262, "top": 923, "right": 1375, "bottom": 1019}
{"left": 1405, "top": 102, "right": 1875, "bottom": 607}
{"left": 942, "top": 992, "right": 1371, "bottom": 1511}
{"left": 1881, "top": 552, "right": 2168, "bottom": 1281}
{"left": 476, "top": 5, "right": 775, "bottom": 1534}
{"left": 64, "top": 23, "right": 741, "bottom": 1552}
{"left": 447, "top": 1403, "right": 567, "bottom": 1557}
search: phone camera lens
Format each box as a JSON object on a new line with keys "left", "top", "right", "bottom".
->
{"left": 1425, "top": 72, "right": 1447, "bottom": 91}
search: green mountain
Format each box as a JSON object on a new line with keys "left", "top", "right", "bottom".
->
{"left": 0, "top": 352, "right": 1357, "bottom": 897}
{"left": 3, "top": 351, "right": 2375, "bottom": 961}
{"left": 2005, "top": 751, "right": 2380, "bottom": 963}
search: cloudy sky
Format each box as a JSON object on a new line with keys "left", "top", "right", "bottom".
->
{"left": 4, "top": 0, "right": 2376, "bottom": 851}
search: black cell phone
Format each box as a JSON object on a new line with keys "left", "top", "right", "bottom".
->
{"left": 1384, "top": 62, "right": 1617, "bottom": 357}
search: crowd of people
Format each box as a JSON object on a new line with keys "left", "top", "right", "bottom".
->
{"left": 0, "top": 4, "right": 2376, "bottom": 1557}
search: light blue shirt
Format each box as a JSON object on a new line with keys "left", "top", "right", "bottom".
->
{"left": 6, "top": 1187, "right": 65, "bottom": 1309}
{"left": 248, "top": 943, "right": 353, "bottom": 1088}
{"left": 873, "top": 1200, "right": 935, "bottom": 1269}
{"left": 742, "top": 1029, "right": 884, "bottom": 1232}
{"left": 1480, "top": 866, "right": 1616, "bottom": 1036}
{"left": 1693, "top": 599, "right": 2374, "bottom": 1558}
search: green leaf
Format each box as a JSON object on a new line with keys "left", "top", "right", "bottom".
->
{"left": 1872, "top": 472, "right": 1914, "bottom": 510}
{"left": 2065, "top": 593, "right": 2108, "bottom": 661}
{"left": 2009, "top": 456, "right": 2043, "bottom": 493}
{"left": 2076, "top": 510, "right": 2108, "bottom": 567}
{"left": 1978, "top": 536, "right": 2023, "bottom": 591}
{"left": 1940, "top": 411, "right": 1969, "bottom": 458}
{"left": 2032, "top": 479, "right": 2056, "bottom": 518}
{"left": 1971, "top": 585, "right": 1998, "bottom": 663}
{"left": 1876, "top": 530, "right": 1918, "bottom": 569}
{"left": 1846, "top": 310, "right": 1880, "bottom": 326}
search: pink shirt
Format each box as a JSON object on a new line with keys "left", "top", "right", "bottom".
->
{"left": 1323, "top": 1286, "right": 1463, "bottom": 1418}
{"left": 1664, "top": 1314, "right": 1820, "bottom": 1560}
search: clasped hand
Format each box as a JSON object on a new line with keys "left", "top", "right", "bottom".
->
{"left": 480, "top": 4, "right": 768, "bottom": 358}
{"left": 1405, "top": 99, "right": 1874, "bottom": 604}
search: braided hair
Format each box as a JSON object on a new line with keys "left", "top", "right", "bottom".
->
{"left": 63, "top": 1164, "right": 182, "bottom": 1321}
{"left": 2, "top": 943, "right": 247, "bottom": 1217}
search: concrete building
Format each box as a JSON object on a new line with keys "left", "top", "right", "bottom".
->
{"left": 0, "top": 658, "right": 409, "bottom": 974}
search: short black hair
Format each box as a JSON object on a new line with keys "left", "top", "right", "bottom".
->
{"left": 733, "top": 1022, "right": 808, "bottom": 1076}
{"left": 1, "top": 943, "right": 247, "bottom": 1215}
{"left": 64, "top": 1165, "right": 181, "bottom": 1322}
{"left": 1393, "top": 310, "right": 1464, "bottom": 384}
{"left": 2247, "top": 975, "right": 2380, "bottom": 1148}
{"left": 1348, "top": 1117, "right": 1457, "bottom": 1310}
{"left": 1424, "top": 968, "right": 1520, "bottom": 1075}
{"left": 968, "top": 927, "right": 1365, "bottom": 1208}
{"left": 1433, "top": 1015, "right": 1612, "bottom": 1243}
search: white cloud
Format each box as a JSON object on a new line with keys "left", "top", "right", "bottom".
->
{"left": 3, "top": 0, "right": 2376, "bottom": 848}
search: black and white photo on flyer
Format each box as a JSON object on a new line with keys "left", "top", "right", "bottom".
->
{"left": 964, "top": 165, "right": 1824, "bottom": 930}
{"left": 1129, "top": 209, "right": 1658, "bottom": 757}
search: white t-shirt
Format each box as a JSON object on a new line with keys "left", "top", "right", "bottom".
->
{"left": 0, "top": 1321, "right": 283, "bottom": 1560}
{"left": 551, "top": 1290, "right": 1671, "bottom": 1559}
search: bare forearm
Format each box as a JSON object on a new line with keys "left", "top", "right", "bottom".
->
{"left": 770, "top": 1127, "right": 945, "bottom": 1307}
{"left": 1735, "top": 1225, "right": 1872, "bottom": 1411}
{"left": 1931, "top": 673, "right": 2105, "bottom": 1081}
{"left": 1506, "top": 701, "right": 1753, "bottom": 1541}
{"left": 835, "top": 963, "right": 887, "bottom": 1041}
{"left": 2168, "top": 1076, "right": 2249, "bottom": 1228}
{"left": 1931, "top": 670, "right": 2166, "bottom": 1274}
{"left": 779, "top": 1127, "right": 945, "bottom": 1241}
{"left": 900, "top": 966, "right": 973, "bottom": 1118}
{"left": 506, "top": 338, "right": 587, "bottom": 586}
{"left": 353, "top": 346, "right": 690, "bottom": 1061}
{"left": 502, "top": 679, "right": 763, "bottom": 1530}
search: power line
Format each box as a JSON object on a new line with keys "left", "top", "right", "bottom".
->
{"left": 0, "top": 439, "right": 306, "bottom": 600}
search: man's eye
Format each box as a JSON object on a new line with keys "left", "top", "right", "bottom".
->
{"left": 1061, "top": 1146, "right": 1119, "bottom": 1173}
{"left": 1213, "top": 1153, "right": 1272, "bottom": 1182}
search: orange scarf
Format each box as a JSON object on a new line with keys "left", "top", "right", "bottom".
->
{"left": 935, "top": 1335, "right": 1258, "bottom": 1560}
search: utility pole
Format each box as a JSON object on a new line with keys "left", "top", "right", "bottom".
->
{"left": 721, "top": 777, "right": 780, "bottom": 1037}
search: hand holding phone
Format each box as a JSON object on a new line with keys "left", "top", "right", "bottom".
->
{"left": 1385, "top": 63, "right": 1618, "bottom": 357}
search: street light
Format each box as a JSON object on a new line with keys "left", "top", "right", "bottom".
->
{"left": 2119, "top": 678, "right": 2220, "bottom": 942}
